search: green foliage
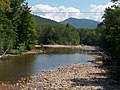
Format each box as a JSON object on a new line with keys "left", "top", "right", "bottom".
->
{"left": 0, "top": 0, "right": 37, "bottom": 54}
{"left": 8, "top": 49, "right": 20, "bottom": 54}
{"left": 97, "top": 1, "right": 120, "bottom": 80}
{"left": 78, "top": 28, "right": 100, "bottom": 45}
{"left": 18, "top": 43, "right": 26, "bottom": 53}
{"left": 16, "top": 2, "right": 37, "bottom": 48}
{"left": 0, "top": 0, "right": 12, "bottom": 12}
{"left": 0, "top": 13, "right": 15, "bottom": 54}
{"left": 101, "top": 7, "right": 120, "bottom": 54}
{"left": 37, "top": 24, "right": 80, "bottom": 45}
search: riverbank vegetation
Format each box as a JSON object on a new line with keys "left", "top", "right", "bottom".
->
{"left": 97, "top": 0, "right": 120, "bottom": 81}
{"left": 36, "top": 24, "right": 80, "bottom": 45}
{"left": 37, "top": 24, "right": 99, "bottom": 45}
{"left": 0, "top": 0, "right": 120, "bottom": 82}
{"left": 0, "top": 0, "right": 37, "bottom": 55}
{"left": 0, "top": 0, "right": 98, "bottom": 55}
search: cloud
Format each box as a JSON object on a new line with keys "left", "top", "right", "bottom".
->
{"left": 89, "top": 2, "right": 114, "bottom": 21}
{"left": 30, "top": 4, "right": 82, "bottom": 22}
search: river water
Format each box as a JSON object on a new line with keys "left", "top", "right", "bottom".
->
{"left": 0, "top": 48, "right": 95, "bottom": 82}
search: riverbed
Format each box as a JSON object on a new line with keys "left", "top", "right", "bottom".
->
{"left": 0, "top": 46, "right": 119, "bottom": 90}
{"left": 0, "top": 48, "right": 95, "bottom": 82}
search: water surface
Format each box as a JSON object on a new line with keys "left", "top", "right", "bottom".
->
{"left": 0, "top": 48, "right": 95, "bottom": 82}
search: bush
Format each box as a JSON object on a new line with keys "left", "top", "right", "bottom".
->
{"left": 18, "top": 43, "right": 26, "bottom": 53}
{"left": 8, "top": 49, "right": 20, "bottom": 54}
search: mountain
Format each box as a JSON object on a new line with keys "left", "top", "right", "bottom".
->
{"left": 33, "top": 15, "right": 100, "bottom": 28}
{"left": 61, "top": 18, "right": 100, "bottom": 28}
{"left": 33, "top": 15, "right": 58, "bottom": 24}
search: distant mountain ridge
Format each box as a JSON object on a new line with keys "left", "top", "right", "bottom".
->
{"left": 60, "top": 18, "right": 100, "bottom": 28}
{"left": 33, "top": 15, "right": 99, "bottom": 28}
{"left": 33, "top": 15, "right": 58, "bottom": 24}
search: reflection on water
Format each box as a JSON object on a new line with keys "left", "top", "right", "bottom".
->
{"left": 0, "top": 48, "right": 95, "bottom": 82}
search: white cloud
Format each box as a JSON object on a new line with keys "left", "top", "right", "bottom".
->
{"left": 30, "top": 4, "right": 82, "bottom": 22}
{"left": 89, "top": 2, "right": 114, "bottom": 21}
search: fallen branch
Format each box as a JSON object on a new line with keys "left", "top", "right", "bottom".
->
{"left": 0, "top": 47, "right": 10, "bottom": 59}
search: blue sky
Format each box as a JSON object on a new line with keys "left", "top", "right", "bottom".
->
{"left": 27, "top": 0, "right": 110, "bottom": 11}
{"left": 26, "top": 0, "right": 113, "bottom": 22}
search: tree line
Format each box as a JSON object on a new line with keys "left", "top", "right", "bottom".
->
{"left": 37, "top": 24, "right": 80, "bottom": 45}
{"left": 36, "top": 23, "right": 99, "bottom": 45}
{"left": 97, "top": 0, "right": 120, "bottom": 81}
{"left": 0, "top": 0, "right": 37, "bottom": 54}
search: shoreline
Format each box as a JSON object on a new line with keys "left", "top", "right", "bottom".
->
{"left": 35, "top": 45, "right": 97, "bottom": 50}
{"left": 0, "top": 54, "right": 119, "bottom": 90}
{"left": 0, "top": 45, "right": 118, "bottom": 89}
{"left": 0, "top": 45, "right": 98, "bottom": 59}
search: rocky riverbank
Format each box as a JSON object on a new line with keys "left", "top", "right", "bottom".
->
{"left": 0, "top": 45, "right": 97, "bottom": 59}
{"left": 35, "top": 45, "right": 97, "bottom": 51}
{"left": 0, "top": 55, "right": 119, "bottom": 90}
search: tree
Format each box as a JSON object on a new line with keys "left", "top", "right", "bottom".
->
{"left": 0, "top": 0, "right": 15, "bottom": 54}
{"left": 16, "top": 2, "right": 37, "bottom": 50}
{"left": 0, "top": 0, "right": 37, "bottom": 54}
{"left": 97, "top": 0, "right": 120, "bottom": 80}
{"left": 0, "top": 0, "right": 12, "bottom": 12}
{"left": 37, "top": 24, "right": 80, "bottom": 45}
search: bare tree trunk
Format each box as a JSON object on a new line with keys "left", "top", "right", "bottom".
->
{"left": 0, "top": 47, "right": 9, "bottom": 59}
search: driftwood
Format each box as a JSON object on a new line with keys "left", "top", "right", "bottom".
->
{"left": 0, "top": 47, "right": 9, "bottom": 59}
{"left": 98, "top": 51, "right": 113, "bottom": 65}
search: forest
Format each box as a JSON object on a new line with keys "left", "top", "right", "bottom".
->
{"left": 0, "top": 0, "right": 120, "bottom": 80}
{"left": 0, "top": 0, "right": 37, "bottom": 54}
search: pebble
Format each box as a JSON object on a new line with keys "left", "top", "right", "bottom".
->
{"left": 0, "top": 60, "right": 119, "bottom": 90}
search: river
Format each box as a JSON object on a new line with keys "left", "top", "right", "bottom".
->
{"left": 0, "top": 48, "right": 95, "bottom": 82}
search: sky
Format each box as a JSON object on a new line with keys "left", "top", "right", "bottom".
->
{"left": 26, "top": 0, "right": 114, "bottom": 22}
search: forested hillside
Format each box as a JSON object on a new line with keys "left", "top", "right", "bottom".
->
{"left": 33, "top": 15, "right": 99, "bottom": 28}
{"left": 33, "top": 15, "right": 58, "bottom": 24}
{"left": 61, "top": 18, "right": 100, "bottom": 28}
